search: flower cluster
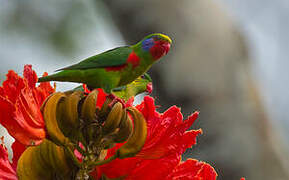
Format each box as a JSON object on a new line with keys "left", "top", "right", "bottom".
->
{"left": 0, "top": 65, "right": 54, "bottom": 146}
{"left": 0, "top": 65, "right": 55, "bottom": 179}
{"left": 0, "top": 65, "right": 219, "bottom": 179}
{"left": 96, "top": 97, "right": 215, "bottom": 180}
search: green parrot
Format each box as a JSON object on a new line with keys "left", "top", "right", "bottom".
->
{"left": 38, "top": 33, "right": 171, "bottom": 93}
{"left": 72, "top": 73, "right": 152, "bottom": 101}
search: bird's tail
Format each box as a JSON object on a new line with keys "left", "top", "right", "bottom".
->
{"left": 38, "top": 71, "right": 81, "bottom": 83}
{"left": 38, "top": 73, "right": 63, "bottom": 82}
{"left": 38, "top": 75, "right": 54, "bottom": 82}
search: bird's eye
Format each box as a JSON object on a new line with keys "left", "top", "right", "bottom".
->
{"left": 141, "top": 74, "right": 147, "bottom": 79}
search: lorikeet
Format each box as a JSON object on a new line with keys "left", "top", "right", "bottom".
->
{"left": 38, "top": 33, "right": 171, "bottom": 93}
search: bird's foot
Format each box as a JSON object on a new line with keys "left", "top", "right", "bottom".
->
{"left": 107, "top": 94, "right": 125, "bottom": 108}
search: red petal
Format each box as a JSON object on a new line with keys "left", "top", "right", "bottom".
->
{"left": 99, "top": 157, "right": 140, "bottom": 179}
{"left": 0, "top": 96, "right": 35, "bottom": 144}
{"left": 0, "top": 95, "right": 44, "bottom": 145}
{"left": 14, "top": 100, "right": 46, "bottom": 144}
{"left": 99, "top": 143, "right": 139, "bottom": 178}
{"left": 35, "top": 72, "right": 55, "bottom": 106}
{"left": 166, "top": 159, "right": 217, "bottom": 180}
{"left": 0, "top": 65, "right": 54, "bottom": 145}
{"left": 0, "top": 87, "right": 4, "bottom": 96}
{"left": 136, "top": 96, "right": 156, "bottom": 119}
{"left": 135, "top": 97, "right": 201, "bottom": 159}
{"left": 23, "top": 64, "right": 37, "bottom": 89}
{"left": 96, "top": 88, "right": 107, "bottom": 108}
{"left": 90, "top": 167, "right": 101, "bottom": 180}
{"left": 0, "top": 138, "right": 17, "bottom": 180}
{"left": 2, "top": 70, "right": 25, "bottom": 103}
{"left": 100, "top": 149, "right": 180, "bottom": 179}
{"left": 125, "top": 154, "right": 181, "bottom": 180}
{"left": 11, "top": 140, "right": 26, "bottom": 170}
{"left": 17, "top": 89, "right": 44, "bottom": 128}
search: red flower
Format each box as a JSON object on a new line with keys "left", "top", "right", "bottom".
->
{"left": 97, "top": 96, "right": 217, "bottom": 180}
{"left": 0, "top": 66, "right": 246, "bottom": 180}
{"left": 0, "top": 65, "right": 55, "bottom": 146}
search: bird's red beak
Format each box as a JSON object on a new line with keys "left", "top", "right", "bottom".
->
{"left": 163, "top": 43, "right": 170, "bottom": 55}
{"left": 146, "top": 82, "right": 153, "bottom": 94}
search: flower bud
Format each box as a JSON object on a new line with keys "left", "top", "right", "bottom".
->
{"left": 17, "top": 139, "right": 76, "bottom": 179}
{"left": 102, "top": 102, "right": 123, "bottom": 135}
{"left": 116, "top": 107, "right": 147, "bottom": 159}
{"left": 112, "top": 111, "right": 133, "bottom": 143}
{"left": 41, "top": 92, "right": 70, "bottom": 146}
{"left": 57, "top": 91, "right": 84, "bottom": 142}
{"left": 39, "top": 89, "right": 148, "bottom": 177}
{"left": 80, "top": 90, "right": 98, "bottom": 123}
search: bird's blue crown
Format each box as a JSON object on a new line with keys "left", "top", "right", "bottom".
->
{"left": 142, "top": 38, "right": 155, "bottom": 51}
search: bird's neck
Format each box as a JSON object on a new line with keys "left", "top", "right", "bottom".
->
{"left": 131, "top": 44, "right": 154, "bottom": 64}
{"left": 117, "top": 45, "right": 153, "bottom": 86}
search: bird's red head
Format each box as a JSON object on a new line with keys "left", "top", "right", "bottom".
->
{"left": 141, "top": 33, "right": 172, "bottom": 60}
{"left": 149, "top": 40, "right": 171, "bottom": 60}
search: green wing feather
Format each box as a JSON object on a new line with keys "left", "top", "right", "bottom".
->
{"left": 57, "top": 46, "right": 132, "bottom": 71}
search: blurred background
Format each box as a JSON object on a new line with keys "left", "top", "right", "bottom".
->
{"left": 0, "top": 0, "right": 289, "bottom": 179}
